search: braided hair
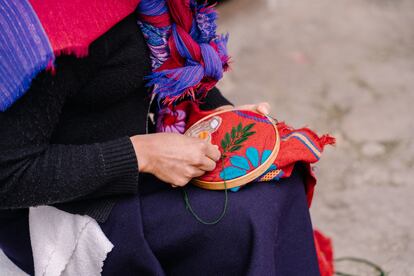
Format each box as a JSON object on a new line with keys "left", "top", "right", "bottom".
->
{"left": 137, "top": 0, "right": 230, "bottom": 105}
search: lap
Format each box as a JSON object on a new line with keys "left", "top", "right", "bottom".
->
{"left": 0, "top": 165, "right": 319, "bottom": 276}
{"left": 135, "top": 164, "right": 319, "bottom": 275}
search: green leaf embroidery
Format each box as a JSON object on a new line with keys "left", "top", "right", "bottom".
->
{"left": 237, "top": 122, "right": 242, "bottom": 132}
{"left": 221, "top": 139, "right": 227, "bottom": 149}
{"left": 230, "top": 145, "right": 242, "bottom": 152}
{"left": 243, "top": 123, "right": 255, "bottom": 132}
{"left": 235, "top": 137, "right": 248, "bottom": 145}
{"left": 225, "top": 133, "right": 231, "bottom": 145}
{"left": 221, "top": 122, "right": 256, "bottom": 154}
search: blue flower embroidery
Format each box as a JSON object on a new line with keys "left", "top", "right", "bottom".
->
{"left": 220, "top": 147, "right": 277, "bottom": 191}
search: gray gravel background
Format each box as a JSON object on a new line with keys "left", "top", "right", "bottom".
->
{"left": 216, "top": 0, "right": 414, "bottom": 275}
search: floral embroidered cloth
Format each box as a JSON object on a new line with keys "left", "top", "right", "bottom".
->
{"left": 185, "top": 109, "right": 279, "bottom": 189}
{"left": 157, "top": 101, "right": 335, "bottom": 205}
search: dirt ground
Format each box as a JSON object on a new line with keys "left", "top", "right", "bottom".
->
{"left": 216, "top": 0, "right": 414, "bottom": 274}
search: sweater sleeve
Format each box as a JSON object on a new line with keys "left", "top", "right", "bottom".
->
{"left": 0, "top": 57, "right": 139, "bottom": 210}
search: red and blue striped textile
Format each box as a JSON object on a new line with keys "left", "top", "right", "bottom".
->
{"left": 137, "top": 0, "right": 229, "bottom": 104}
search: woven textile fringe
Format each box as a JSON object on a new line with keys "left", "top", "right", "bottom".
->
{"left": 137, "top": 0, "right": 230, "bottom": 105}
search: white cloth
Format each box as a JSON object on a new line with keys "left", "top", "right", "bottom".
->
{"left": 28, "top": 206, "right": 113, "bottom": 276}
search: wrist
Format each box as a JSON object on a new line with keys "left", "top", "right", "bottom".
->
{"left": 130, "top": 135, "right": 151, "bottom": 173}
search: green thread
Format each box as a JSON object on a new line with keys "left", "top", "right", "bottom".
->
{"left": 182, "top": 156, "right": 229, "bottom": 225}
{"left": 182, "top": 120, "right": 256, "bottom": 224}
{"left": 221, "top": 122, "right": 256, "bottom": 157}
{"left": 334, "top": 257, "right": 387, "bottom": 276}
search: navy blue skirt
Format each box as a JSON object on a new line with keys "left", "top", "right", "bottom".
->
{"left": 0, "top": 165, "right": 320, "bottom": 275}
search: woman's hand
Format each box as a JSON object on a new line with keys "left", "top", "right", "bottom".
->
{"left": 215, "top": 102, "right": 271, "bottom": 115}
{"left": 130, "top": 133, "right": 221, "bottom": 187}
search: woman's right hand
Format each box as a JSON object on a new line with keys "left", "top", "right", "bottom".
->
{"left": 130, "top": 133, "right": 221, "bottom": 187}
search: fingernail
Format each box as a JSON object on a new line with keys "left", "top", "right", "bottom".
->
{"left": 260, "top": 107, "right": 269, "bottom": 115}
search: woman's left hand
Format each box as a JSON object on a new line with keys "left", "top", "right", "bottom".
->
{"left": 215, "top": 102, "right": 271, "bottom": 116}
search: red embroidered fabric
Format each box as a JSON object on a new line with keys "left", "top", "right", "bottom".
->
{"left": 186, "top": 109, "right": 278, "bottom": 183}
{"left": 183, "top": 102, "right": 335, "bottom": 204}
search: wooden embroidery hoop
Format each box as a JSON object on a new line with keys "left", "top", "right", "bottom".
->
{"left": 184, "top": 109, "right": 280, "bottom": 190}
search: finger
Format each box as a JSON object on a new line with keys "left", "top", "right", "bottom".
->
{"left": 238, "top": 104, "right": 256, "bottom": 111}
{"left": 238, "top": 103, "right": 269, "bottom": 115}
{"left": 205, "top": 144, "right": 221, "bottom": 162}
{"left": 173, "top": 178, "right": 190, "bottom": 187}
{"left": 215, "top": 105, "right": 234, "bottom": 111}
{"left": 256, "top": 102, "right": 270, "bottom": 115}
{"left": 197, "top": 156, "right": 217, "bottom": 172}
{"left": 191, "top": 167, "right": 205, "bottom": 177}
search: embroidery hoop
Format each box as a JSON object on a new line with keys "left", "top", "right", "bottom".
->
{"left": 185, "top": 109, "right": 280, "bottom": 190}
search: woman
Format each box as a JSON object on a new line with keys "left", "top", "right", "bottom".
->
{"left": 0, "top": 1, "right": 321, "bottom": 275}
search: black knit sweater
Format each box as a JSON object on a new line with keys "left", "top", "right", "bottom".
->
{"left": 0, "top": 14, "right": 231, "bottom": 222}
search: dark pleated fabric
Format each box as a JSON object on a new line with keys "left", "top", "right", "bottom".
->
{"left": 100, "top": 165, "right": 320, "bottom": 276}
